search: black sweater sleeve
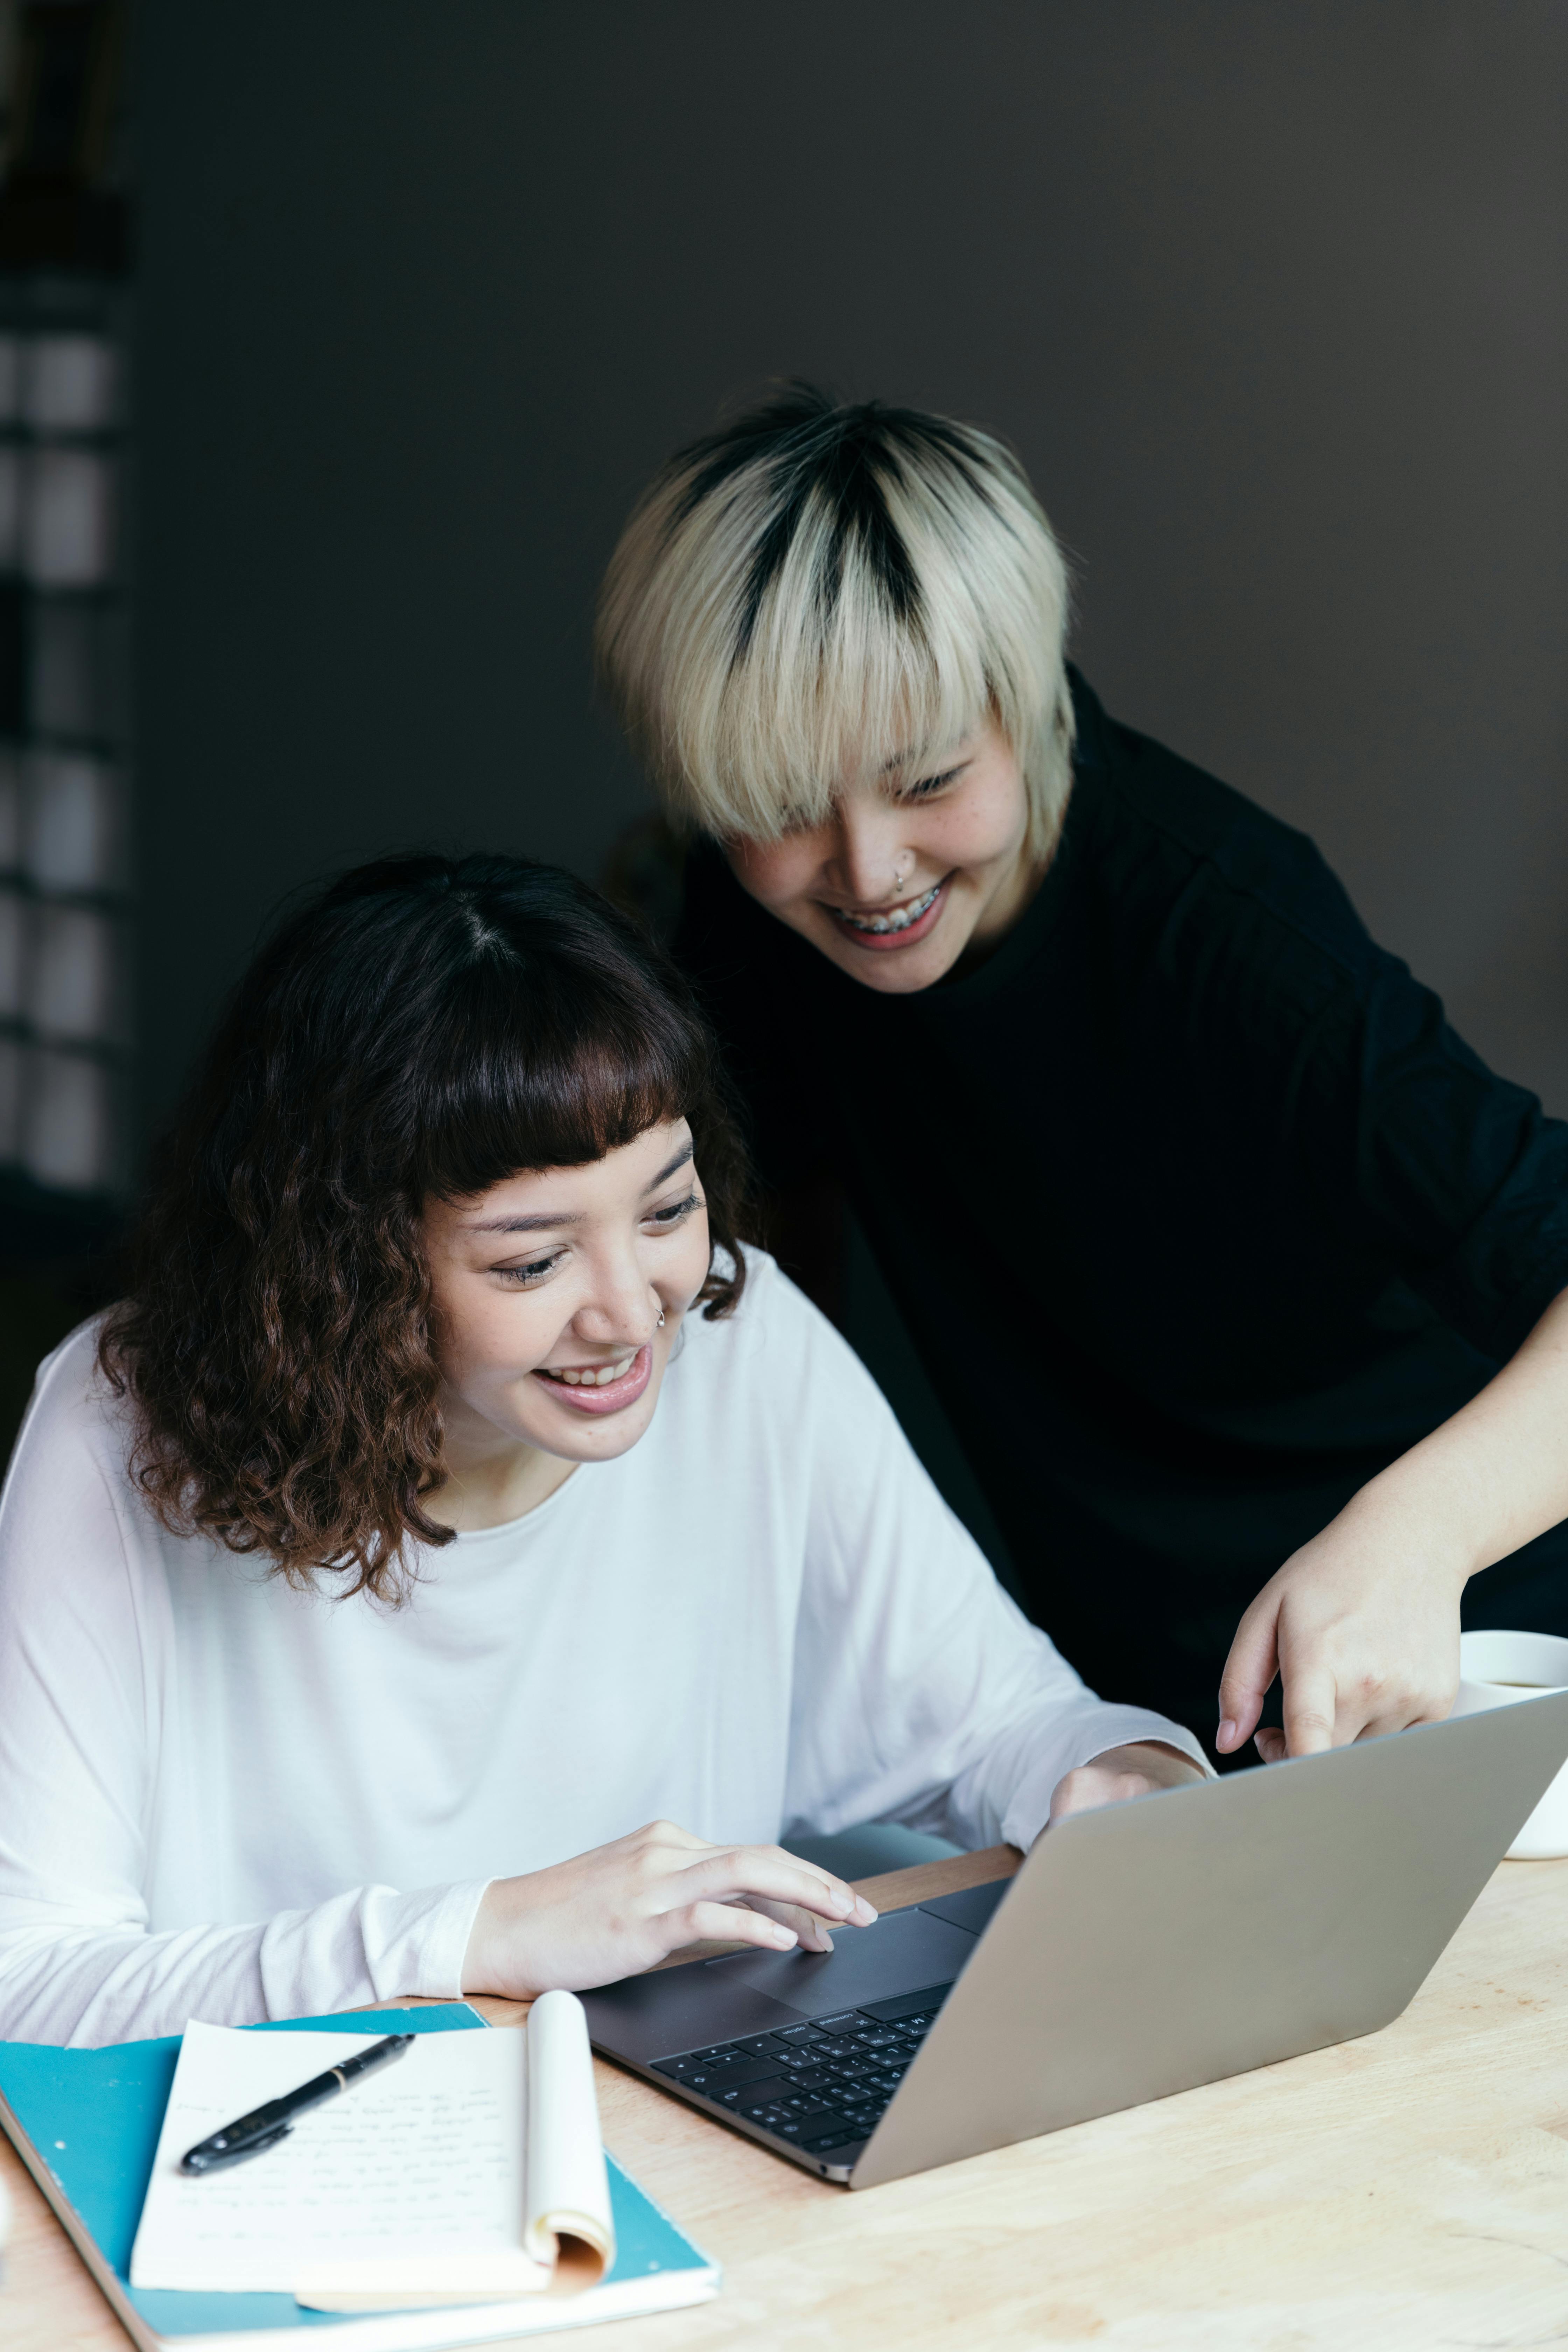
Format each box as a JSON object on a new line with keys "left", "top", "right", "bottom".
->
{"left": 1308, "top": 948, "right": 1568, "bottom": 1363}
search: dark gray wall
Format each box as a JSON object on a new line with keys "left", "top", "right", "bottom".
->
{"left": 135, "top": 1, "right": 1568, "bottom": 1134}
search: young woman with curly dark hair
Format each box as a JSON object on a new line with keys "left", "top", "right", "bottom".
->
{"left": 0, "top": 852, "right": 1204, "bottom": 2045}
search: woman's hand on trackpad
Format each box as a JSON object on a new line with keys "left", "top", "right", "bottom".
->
{"left": 460, "top": 1818, "right": 878, "bottom": 1999}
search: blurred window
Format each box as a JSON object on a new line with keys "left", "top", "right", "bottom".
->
{"left": 0, "top": 295, "right": 132, "bottom": 1199}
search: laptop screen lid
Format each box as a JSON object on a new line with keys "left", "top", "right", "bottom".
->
{"left": 853, "top": 1692, "right": 1568, "bottom": 2187}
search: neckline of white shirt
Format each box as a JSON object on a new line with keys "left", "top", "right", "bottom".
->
{"left": 435, "top": 1460, "right": 593, "bottom": 1545}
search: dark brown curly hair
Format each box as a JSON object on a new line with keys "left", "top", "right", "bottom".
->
{"left": 99, "top": 852, "right": 754, "bottom": 1599}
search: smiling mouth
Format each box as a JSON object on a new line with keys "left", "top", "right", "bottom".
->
{"left": 538, "top": 1352, "right": 637, "bottom": 1388}
{"left": 533, "top": 1344, "right": 654, "bottom": 1415}
{"left": 827, "top": 880, "right": 944, "bottom": 936}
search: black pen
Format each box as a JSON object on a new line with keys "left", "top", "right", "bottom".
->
{"left": 180, "top": 2032, "right": 415, "bottom": 2173}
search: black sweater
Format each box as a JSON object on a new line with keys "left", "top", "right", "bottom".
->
{"left": 675, "top": 670, "right": 1568, "bottom": 1740}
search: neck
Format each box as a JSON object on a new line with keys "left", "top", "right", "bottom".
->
{"left": 423, "top": 1421, "right": 578, "bottom": 1533}
{"left": 952, "top": 838, "right": 1051, "bottom": 977}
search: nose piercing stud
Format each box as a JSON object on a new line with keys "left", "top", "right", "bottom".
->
{"left": 657, "top": 1307, "right": 666, "bottom": 1327}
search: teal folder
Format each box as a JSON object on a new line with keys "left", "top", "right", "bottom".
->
{"left": 0, "top": 2003, "right": 719, "bottom": 2350}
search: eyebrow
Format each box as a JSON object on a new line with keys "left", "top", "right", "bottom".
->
{"left": 464, "top": 1142, "right": 694, "bottom": 1234}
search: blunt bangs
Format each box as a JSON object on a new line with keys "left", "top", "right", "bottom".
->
{"left": 596, "top": 385, "right": 1077, "bottom": 858}
{"left": 415, "top": 939, "right": 703, "bottom": 1207}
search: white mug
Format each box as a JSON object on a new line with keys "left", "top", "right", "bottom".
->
{"left": 1450, "top": 1629, "right": 1568, "bottom": 1858}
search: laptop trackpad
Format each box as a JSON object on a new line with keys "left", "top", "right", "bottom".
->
{"left": 705, "top": 1906, "right": 980, "bottom": 2015}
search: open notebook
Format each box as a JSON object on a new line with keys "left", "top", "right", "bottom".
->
{"left": 0, "top": 2001, "right": 718, "bottom": 2351}
{"left": 133, "top": 1995, "right": 613, "bottom": 2308}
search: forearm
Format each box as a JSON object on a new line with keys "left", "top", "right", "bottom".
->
{"left": 1342, "top": 1285, "right": 1568, "bottom": 1577}
{"left": 1219, "top": 1287, "right": 1568, "bottom": 1757}
{"left": 0, "top": 1879, "right": 487, "bottom": 2047}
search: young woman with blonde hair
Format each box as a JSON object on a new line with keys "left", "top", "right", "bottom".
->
{"left": 596, "top": 384, "right": 1568, "bottom": 1766}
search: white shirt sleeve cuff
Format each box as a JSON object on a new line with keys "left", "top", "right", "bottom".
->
{"left": 999, "top": 1706, "right": 1213, "bottom": 1853}
{"left": 254, "top": 1877, "right": 495, "bottom": 2021}
{"left": 365, "top": 1877, "right": 493, "bottom": 2003}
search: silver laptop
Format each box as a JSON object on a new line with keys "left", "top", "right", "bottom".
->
{"left": 581, "top": 1693, "right": 1568, "bottom": 2187}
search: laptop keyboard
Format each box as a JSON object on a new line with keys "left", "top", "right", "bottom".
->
{"left": 649, "top": 1981, "right": 952, "bottom": 2158}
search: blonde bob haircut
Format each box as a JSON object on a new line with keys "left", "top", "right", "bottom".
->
{"left": 595, "top": 384, "right": 1076, "bottom": 857}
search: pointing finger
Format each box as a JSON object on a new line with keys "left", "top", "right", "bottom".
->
{"left": 1218, "top": 1588, "right": 1282, "bottom": 1754}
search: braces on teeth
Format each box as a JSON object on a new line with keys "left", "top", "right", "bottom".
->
{"left": 839, "top": 883, "right": 941, "bottom": 935}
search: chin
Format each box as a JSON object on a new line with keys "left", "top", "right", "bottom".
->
{"left": 555, "top": 1402, "right": 659, "bottom": 1461}
{"left": 553, "top": 1376, "right": 672, "bottom": 1461}
{"left": 817, "top": 925, "right": 965, "bottom": 993}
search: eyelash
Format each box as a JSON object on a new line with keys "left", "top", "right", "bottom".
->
{"left": 896, "top": 766, "right": 962, "bottom": 802}
{"left": 493, "top": 1193, "right": 702, "bottom": 1286}
{"left": 651, "top": 1190, "right": 702, "bottom": 1226}
{"left": 496, "top": 1253, "right": 564, "bottom": 1288}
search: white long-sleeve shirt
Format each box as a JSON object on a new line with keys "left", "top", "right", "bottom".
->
{"left": 0, "top": 1251, "right": 1205, "bottom": 2046}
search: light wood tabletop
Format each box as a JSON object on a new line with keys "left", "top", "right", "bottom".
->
{"left": 7, "top": 1840, "right": 1568, "bottom": 2351}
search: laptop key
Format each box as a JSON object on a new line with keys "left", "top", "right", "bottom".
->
{"left": 728, "top": 2034, "right": 791, "bottom": 2059}
{"left": 671, "top": 2055, "right": 780, "bottom": 2091}
{"left": 726, "top": 2076, "right": 795, "bottom": 2110}
{"left": 806, "top": 2129, "right": 864, "bottom": 2154}
{"left": 809, "top": 2037, "right": 862, "bottom": 2060}
{"left": 790, "top": 2065, "right": 836, "bottom": 2090}
{"left": 656, "top": 2057, "right": 738, "bottom": 2084}
{"left": 857, "top": 1984, "right": 953, "bottom": 2024}
{"left": 812, "top": 2013, "right": 866, "bottom": 2033}
{"left": 777, "top": 2024, "right": 829, "bottom": 2044}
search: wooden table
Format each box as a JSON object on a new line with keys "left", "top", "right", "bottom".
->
{"left": 8, "top": 1841, "right": 1568, "bottom": 2350}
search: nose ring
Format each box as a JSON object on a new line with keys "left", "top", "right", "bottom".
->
{"left": 657, "top": 1307, "right": 666, "bottom": 1328}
